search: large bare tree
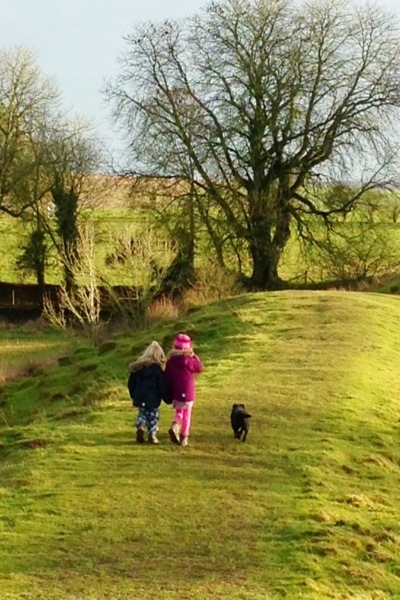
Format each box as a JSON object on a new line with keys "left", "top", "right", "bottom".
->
{"left": 107, "top": 0, "right": 400, "bottom": 289}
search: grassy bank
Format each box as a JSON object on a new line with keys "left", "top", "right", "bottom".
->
{"left": 0, "top": 327, "right": 75, "bottom": 386}
{"left": 0, "top": 291, "right": 400, "bottom": 599}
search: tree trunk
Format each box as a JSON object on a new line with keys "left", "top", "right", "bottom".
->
{"left": 159, "top": 192, "right": 196, "bottom": 297}
{"left": 248, "top": 243, "right": 283, "bottom": 290}
{"left": 64, "top": 260, "right": 75, "bottom": 293}
{"left": 36, "top": 265, "right": 46, "bottom": 312}
{"left": 248, "top": 207, "right": 291, "bottom": 290}
{"left": 51, "top": 181, "right": 79, "bottom": 291}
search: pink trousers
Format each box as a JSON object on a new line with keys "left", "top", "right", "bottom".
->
{"left": 173, "top": 403, "right": 193, "bottom": 437}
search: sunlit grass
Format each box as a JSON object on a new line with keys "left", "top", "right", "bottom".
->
{"left": 1, "top": 291, "right": 400, "bottom": 598}
{"left": 0, "top": 329, "right": 74, "bottom": 384}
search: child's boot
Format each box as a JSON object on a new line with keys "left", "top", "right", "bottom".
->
{"left": 168, "top": 422, "right": 180, "bottom": 445}
{"left": 148, "top": 432, "right": 160, "bottom": 444}
{"left": 136, "top": 423, "right": 145, "bottom": 444}
{"left": 180, "top": 435, "right": 189, "bottom": 447}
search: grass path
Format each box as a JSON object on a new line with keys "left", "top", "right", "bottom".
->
{"left": 1, "top": 291, "right": 400, "bottom": 599}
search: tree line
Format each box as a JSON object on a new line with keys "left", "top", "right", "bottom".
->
{"left": 2, "top": 0, "right": 400, "bottom": 306}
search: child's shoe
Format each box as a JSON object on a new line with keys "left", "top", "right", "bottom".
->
{"left": 168, "top": 422, "right": 180, "bottom": 445}
{"left": 148, "top": 433, "right": 160, "bottom": 444}
{"left": 136, "top": 423, "right": 145, "bottom": 444}
{"left": 180, "top": 436, "right": 189, "bottom": 447}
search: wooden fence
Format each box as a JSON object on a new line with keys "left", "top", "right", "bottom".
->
{"left": 0, "top": 282, "right": 140, "bottom": 320}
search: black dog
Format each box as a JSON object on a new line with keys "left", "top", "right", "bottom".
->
{"left": 230, "top": 403, "right": 252, "bottom": 442}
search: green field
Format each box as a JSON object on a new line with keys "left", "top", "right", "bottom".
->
{"left": 1, "top": 291, "right": 400, "bottom": 599}
{"left": 3, "top": 201, "right": 400, "bottom": 288}
{"left": 0, "top": 210, "right": 150, "bottom": 285}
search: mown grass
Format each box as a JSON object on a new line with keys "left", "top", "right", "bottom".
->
{"left": 1, "top": 291, "right": 400, "bottom": 599}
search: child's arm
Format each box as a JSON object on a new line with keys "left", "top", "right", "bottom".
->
{"left": 127, "top": 372, "right": 137, "bottom": 405}
{"left": 187, "top": 354, "right": 203, "bottom": 374}
{"left": 158, "top": 367, "right": 172, "bottom": 404}
{"left": 164, "top": 362, "right": 172, "bottom": 399}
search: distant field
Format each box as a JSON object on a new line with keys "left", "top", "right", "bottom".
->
{"left": 0, "top": 209, "right": 151, "bottom": 285}
{"left": 2, "top": 184, "right": 400, "bottom": 287}
{"left": 1, "top": 291, "right": 400, "bottom": 598}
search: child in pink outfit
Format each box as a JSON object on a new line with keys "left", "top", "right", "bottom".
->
{"left": 165, "top": 333, "right": 203, "bottom": 447}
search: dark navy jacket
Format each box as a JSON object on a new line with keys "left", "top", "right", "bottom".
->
{"left": 128, "top": 360, "right": 170, "bottom": 410}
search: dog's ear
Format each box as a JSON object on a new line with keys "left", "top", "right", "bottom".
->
{"left": 232, "top": 403, "right": 238, "bottom": 409}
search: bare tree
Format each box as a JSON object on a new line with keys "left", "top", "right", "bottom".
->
{"left": 44, "top": 221, "right": 175, "bottom": 342}
{"left": 6, "top": 115, "right": 104, "bottom": 293}
{"left": 0, "top": 46, "right": 60, "bottom": 218}
{"left": 43, "top": 223, "right": 103, "bottom": 345}
{"left": 106, "top": 0, "right": 400, "bottom": 289}
{"left": 0, "top": 47, "right": 104, "bottom": 291}
{"left": 39, "top": 118, "right": 104, "bottom": 289}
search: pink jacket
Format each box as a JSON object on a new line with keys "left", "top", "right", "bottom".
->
{"left": 164, "top": 351, "right": 203, "bottom": 403}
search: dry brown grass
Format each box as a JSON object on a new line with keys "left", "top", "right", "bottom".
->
{"left": 147, "top": 296, "right": 182, "bottom": 323}
{"left": 182, "top": 261, "right": 244, "bottom": 307}
{"left": 0, "top": 357, "right": 58, "bottom": 384}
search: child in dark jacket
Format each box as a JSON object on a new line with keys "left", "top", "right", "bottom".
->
{"left": 165, "top": 333, "right": 203, "bottom": 447}
{"left": 128, "top": 341, "right": 170, "bottom": 444}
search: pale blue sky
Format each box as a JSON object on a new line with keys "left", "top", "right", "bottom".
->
{"left": 1, "top": 0, "right": 400, "bottom": 157}
{"left": 1, "top": 0, "right": 206, "bottom": 154}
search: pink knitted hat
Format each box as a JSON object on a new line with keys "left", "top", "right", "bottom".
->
{"left": 173, "top": 333, "right": 192, "bottom": 350}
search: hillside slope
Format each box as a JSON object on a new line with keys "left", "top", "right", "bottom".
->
{"left": 1, "top": 291, "right": 400, "bottom": 599}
